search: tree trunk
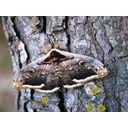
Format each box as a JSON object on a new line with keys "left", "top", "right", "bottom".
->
{"left": 2, "top": 16, "right": 128, "bottom": 112}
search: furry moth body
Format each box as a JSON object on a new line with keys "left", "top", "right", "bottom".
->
{"left": 13, "top": 49, "right": 108, "bottom": 94}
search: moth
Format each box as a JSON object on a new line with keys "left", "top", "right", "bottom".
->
{"left": 13, "top": 49, "right": 108, "bottom": 94}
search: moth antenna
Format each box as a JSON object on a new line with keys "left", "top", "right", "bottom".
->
{"left": 42, "top": 47, "right": 52, "bottom": 50}
{"left": 42, "top": 42, "right": 63, "bottom": 50}
{"left": 54, "top": 42, "right": 63, "bottom": 49}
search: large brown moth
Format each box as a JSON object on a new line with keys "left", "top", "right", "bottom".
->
{"left": 13, "top": 49, "right": 108, "bottom": 94}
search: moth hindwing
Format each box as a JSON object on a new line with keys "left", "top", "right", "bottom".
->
{"left": 13, "top": 49, "right": 108, "bottom": 94}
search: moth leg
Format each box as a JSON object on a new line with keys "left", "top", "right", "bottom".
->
{"left": 63, "top": 67, "right": 108, "bottom": 89}
{"left": 22, "top": 83, "right": 45, "bottom": 89}
{"left": 35, "top": 87, "right": 60, "bottom": 94}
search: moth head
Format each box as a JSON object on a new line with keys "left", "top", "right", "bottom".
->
{"left": 50, "top": 50, "right": 63, "bottom": 58}
{"left": 48, "top": 50, "right": 67, "bottom": 62}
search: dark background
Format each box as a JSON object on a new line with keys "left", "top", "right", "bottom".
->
{"left": 0, "top": 17, "right": 16, "bottom": 111}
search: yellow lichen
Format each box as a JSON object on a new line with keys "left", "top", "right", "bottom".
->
{"left": 93, "top": 86, "right": 100, "bottom": 94}
{"left": 90, "top": 89, "right": 94, "bottom": 95}
{"left": 42, "top": 97, "right": 49, "bottom": 104}
{"left": 87, "top": 103, "right": 93, "bottom": 112}
{"left": 35, "top": 104, "right": 39, "bottom": 107}
{"left": 90, "top": 86, "right": 100, "bottom": 95}
{"left": 97, "top": 104, "right": 106, "bottom": 112}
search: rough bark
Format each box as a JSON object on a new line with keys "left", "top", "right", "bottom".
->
{"left": 2, "top": 16, "right": 128, "bottom": 112}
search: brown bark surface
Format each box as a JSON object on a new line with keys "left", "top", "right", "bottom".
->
{"left": 2, "top": 16, "right": 128, "bottom": 112}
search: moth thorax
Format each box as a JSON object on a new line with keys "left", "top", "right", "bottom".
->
{"left": 52, "top": 57, "right": 59, "bottom": 62}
